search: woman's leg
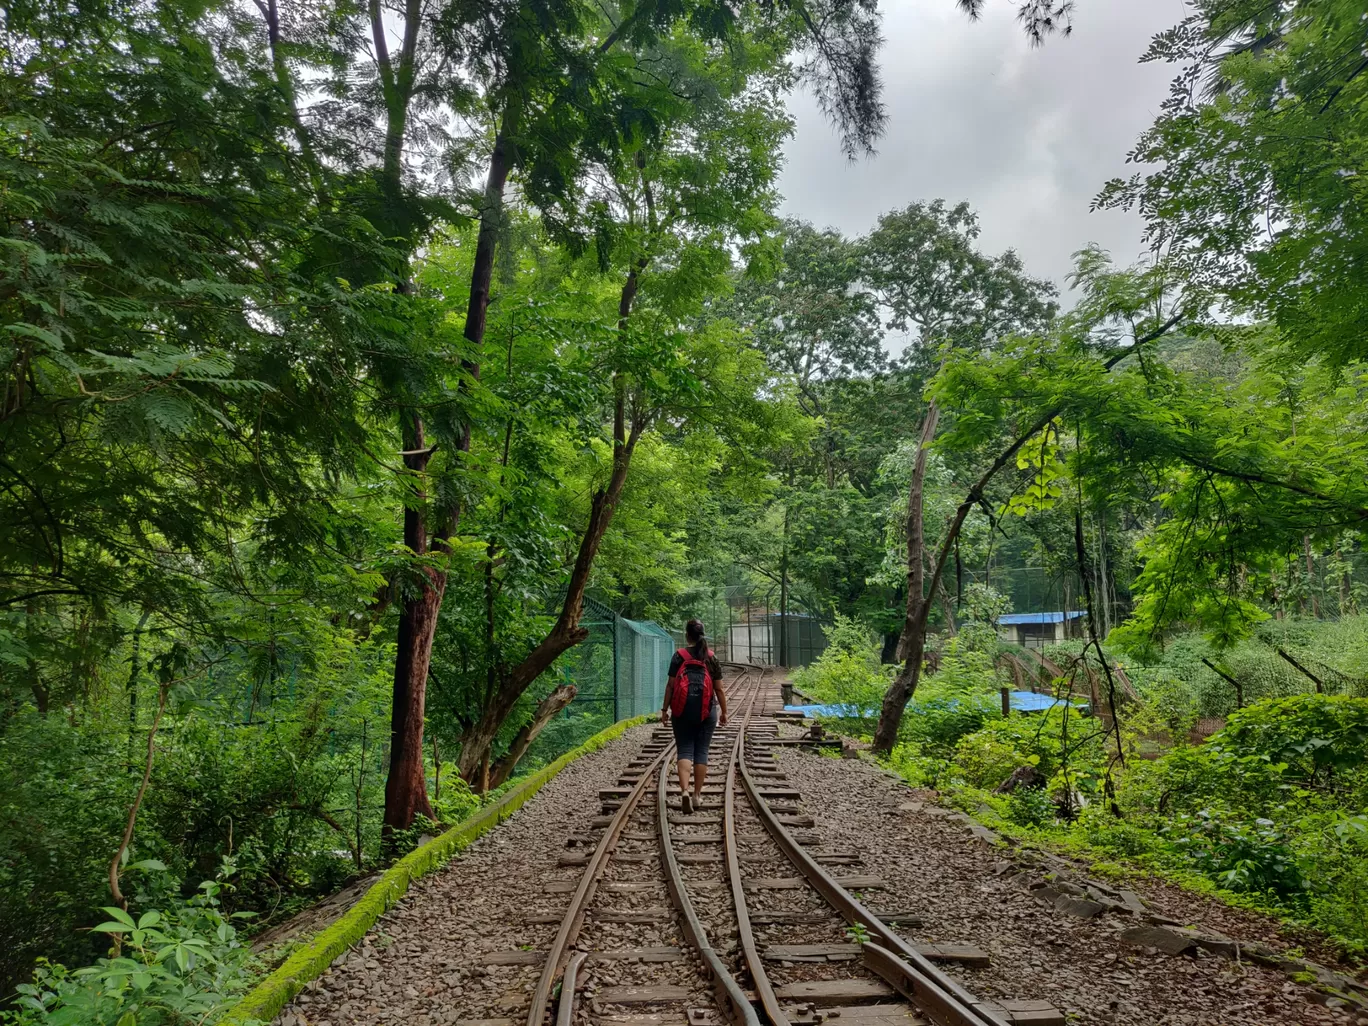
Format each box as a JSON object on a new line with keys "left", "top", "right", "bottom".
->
{"left": 673, "top": 718, "right": 695, "bottom": 811}
{"left": 692, "top": 715, "right": 716, "bottom": 805}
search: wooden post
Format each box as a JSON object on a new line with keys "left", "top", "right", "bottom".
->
{"left": 1000, "top": 687, "right": 1011, "bottom": 718}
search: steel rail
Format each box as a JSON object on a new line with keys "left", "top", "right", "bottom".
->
{"left": 540, "top": 664, "right": 756, "bottom": 1026}
{"left": 735, "top": 722, "right": 1010, "bottom": 1026}
{"left": 657, "top": 666, "right": 764, "bottom": 1026}
{"left": 525, "top": 731, "right": 676, "bottom": 1026}
{"left": 723, "top": 667, "right": 792, "bottom": 1026}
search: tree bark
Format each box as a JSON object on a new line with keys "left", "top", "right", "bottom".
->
{"left": 457, "top": 415, "right": 643, "bottom": 781}
{"left": 487, "top": 683, "right": 578, "bottom": 788}
{"left": 463, "top": 108, "right": 518, "bottom": 388}
{"left": 1303, "top": 535, "right": 1320, "bottom": 618}
{"left": 381, "top": 96, "right": 517, "bottom": 833}
{"left": 873, "top": 405, "right": 939, "bottom": 752}
{"left": 779, "top": 501, "right": 790, "bottom": 668}
{"left": 871, "top": 311, "right": 1188, "bottom": 754}
{"left": 383, "top": 415, "right": 441, "bottom": 839}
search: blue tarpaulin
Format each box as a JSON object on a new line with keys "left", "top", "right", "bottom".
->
{"left": 784, "top": 691, "right": 1087, "bottom": 719}
{"left": 998, "top": 611, "right": 1085, "bottom": 625}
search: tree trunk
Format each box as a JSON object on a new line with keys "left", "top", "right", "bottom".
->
{"left": 1304, "top": 535, "right": 1320, "bottom": 618}
{"left": 380, "top": 100, "right": 516, "bottom": 833}
{"left": 456, "top": 279, "right": 648, "bottom": 784}
{"left": 779, "top": 503, "right": 790, "bottom": 668}
{"left": 462, "top": 108, "right": 518, "bottom": 392}
{"left": 487, "top": 684, "right": 578, "bottom": 789}
{"left": 126, "top": 609, "right": 150, "bottom": 762}
{"left": 864, "top": 316, "right": 1180, "bottom": 753}
{"left": 383, "top": 416, "right": 441, "bottom": 839}
{"left": 456, "top": 437, "right": 639, "bottom": 781}
{"left": 872, "top": 405, "right": 939, "bottom": 753}
{"left": 24, "top": 598, "right": 47, "bottom": 715}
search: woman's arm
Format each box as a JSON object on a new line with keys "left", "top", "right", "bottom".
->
{"left": 661, "top": 677, "right": 672, "bottom": 723}
{"left": 716, "top": 675, "right": 729, "bottom": 725}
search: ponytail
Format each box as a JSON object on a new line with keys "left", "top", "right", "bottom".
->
{"left": 685, "top": 618, "right": 707, "bottom": 659}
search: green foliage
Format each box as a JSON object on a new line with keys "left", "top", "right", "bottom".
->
{"left": 1099, "top": 0, "right": 1368, "bottom": 366}
{"left": 1162, "top": 812, "right": 1308, "bottom": 898}
{"left": 1212, "top": 695, "right": 1368, "bottom": 799}
{"left": 791, "top": 616, "right": 890, "bottom": 712}
{"left": 3, "top": 878, "right": 254, "bottom": 1026}
{"left": 431, "top": 777, "right": 482, "bottom": 825}
{"left": 1004, "top": 786, "right": 1056, "bottom": 829}
{"left": 885, "top": 681, "right": 1368, "bottom": 954}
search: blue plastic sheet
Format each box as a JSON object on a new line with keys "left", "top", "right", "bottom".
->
{"left": 783, "top": 691, "right": 1087, "bottom": 719}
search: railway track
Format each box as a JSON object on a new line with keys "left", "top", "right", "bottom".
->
{"left": 512, "top": 664, "right": 1060, "bottom": 1026}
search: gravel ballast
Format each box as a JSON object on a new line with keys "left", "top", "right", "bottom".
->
{"left": 774, "top": 744, "right": 1364, "bottom": 1026}
{"left": 277, "top": 720, "right": 663, "bottom": 1026}
{"left": 273, "top": 706, "right": 1365, "bottom": 1026}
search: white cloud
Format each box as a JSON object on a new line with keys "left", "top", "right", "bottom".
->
{"left": 778, "top": 0, "right": 1187, "bottom": 299}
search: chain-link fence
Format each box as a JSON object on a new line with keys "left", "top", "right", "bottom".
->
{"left": 668, "top": 583, "right": 830, "bottom": 668}
{"left": 616, "top": 617, "right": 675, "bottom": 718}
{"left": 560, "top": 597, "right": 674, "bottom": 721}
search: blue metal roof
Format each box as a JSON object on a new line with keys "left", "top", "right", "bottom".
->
{"left": 998, "top": 611, "right": 1084, "bottom": 625}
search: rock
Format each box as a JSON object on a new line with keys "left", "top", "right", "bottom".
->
{"left": 1054, "top": 895, "right": 1107, "bottom": 919}
{"left": 1119, "top": 925, "right": 1197, "bottom": 956}
{"left": 1116, "top": 888, "right": 1147, "bottom": 914}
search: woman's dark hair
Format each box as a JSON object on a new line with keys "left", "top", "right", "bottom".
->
{"left": 685, "top": 618, "right": 706, "bottom": 658}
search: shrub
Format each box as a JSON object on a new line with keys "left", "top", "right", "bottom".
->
{"left": 1211, "top": 694, "right": 1368, "bottom": 792}
{"left": 901, "top": 689, "right": 999, "bottom": 756}
{"left": 432, "top": 776, "right": 481, "bottom": 824}
{"left": 792, "top": 616, "right": 890, "bottom": 713}
{"left": 1162, "top": 811, "right": 1307, "bottom": 898}
{"left": 1294, "top": 812, "right": 1368, "bottom": 953}
{"left": 1004, "top": 786, "right": 1055, "bottom": 828}
{"left": 3, "top": 875, "right": 255, "bottom": 1026}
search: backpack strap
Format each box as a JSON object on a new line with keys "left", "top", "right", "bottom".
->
{"left": 678, "top": 646, "right": 705, "bottom": 668}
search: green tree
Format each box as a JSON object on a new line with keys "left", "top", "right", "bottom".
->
{"left": 1098, "top": 0, "right": 1368, "bottom": 366}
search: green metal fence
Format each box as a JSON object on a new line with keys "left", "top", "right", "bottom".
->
{"left": 560, "top": 597, "right": 673, "bottom": 721}
{"left": 615, "top": 617, "right": 675, "bottom": 719}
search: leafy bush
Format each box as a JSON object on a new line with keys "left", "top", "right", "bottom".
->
{"left": 901, "top": 689, "right": 999, "bottom": 756}
{"left": 1298, "top": 813, "right": 1368, "bottom": 956}
{"left": 899, "top": 630, "right": 1005, "bottom": 754}
{"left": 881, "top": 639, "right": 1368, "bottom": 955}
{"left": 1162, "top": 811, "right": 1307, "bottom": 897}
{"left": 1212, "top": 694, "right": 1368, "bottom": 792}
{"left": 432, "top": 775, "right": 482, "bottom": 824}
{"left": 884, "top": 743, "right": 943, "bottom": 787}
{"left": 792, "top": 616, "right": 890, "bottom": 713}
{"left": 1004, "top": 786, "right": 1055, "bottom": 828}
{"left": 3, "top": 876, "right": 255, "bottom": 1026}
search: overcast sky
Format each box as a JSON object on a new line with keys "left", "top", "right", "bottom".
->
{"left": 778, "top": 0, "right": 1188, "bottom": 302}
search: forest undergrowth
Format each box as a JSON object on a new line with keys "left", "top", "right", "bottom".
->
{"left": 796, "top": 615, "right": 1368, "bottom": 962}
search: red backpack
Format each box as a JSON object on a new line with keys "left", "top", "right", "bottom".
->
{"left": 669, "top": 648, "right": 714, "bottom": 722}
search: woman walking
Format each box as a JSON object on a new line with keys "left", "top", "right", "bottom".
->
{"left": 661, "top": 619, "right": 728, "bottom": 813}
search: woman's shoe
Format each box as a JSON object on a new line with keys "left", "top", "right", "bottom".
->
{"left": 681, "top": 793, "right": 693, "bottom": 815}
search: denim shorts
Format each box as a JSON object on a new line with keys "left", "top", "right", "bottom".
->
{"left": 672, "top": 708, "right": 718, "bottom": 765}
